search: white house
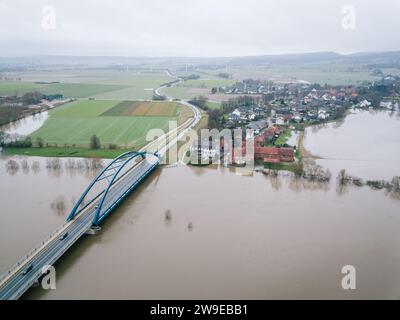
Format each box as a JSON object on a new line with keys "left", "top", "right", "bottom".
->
{"left": 359, "top": 100, "right": 371, "bottom": 108}
{"left": 275, "top": 116, "right": 285, "bottom": 125}
{"left": 232, "top": 109, "right": 241, "bottom": 117}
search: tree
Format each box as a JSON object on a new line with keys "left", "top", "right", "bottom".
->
{"left": 153, "top": 94, "right": 166, "bottom": 101}
{"left": 36, "top": 137, "right": 44, "bottom": 148}
{"left": 189, "top": 96, "right": 208, "bottom": 110}
{"left": 22, "top": 91, "right": 43, "bottom": 105}
{"left": 337, "top": 169, "right": 347, "bottom": 185}
{"left": 0, "top": 131, "right": 5, "bottom": 146}
{"left": 391, "top": 176, "right": 400, "bottom": 193}
{"left": 90, "top": 134, "right": 101, "bottom": 150}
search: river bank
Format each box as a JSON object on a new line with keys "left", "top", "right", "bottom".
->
{"left": 2, "top": 146, "right": 129, "bottom": 159}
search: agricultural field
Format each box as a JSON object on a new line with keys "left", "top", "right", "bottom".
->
{"left": 91, "top": 72, "right": 173, "bottom": 100}
{"left": 200, "top": 63, "right": 383, "bottom": 85}
{"left": 0, "top": 69, "right": 174, "bottom": 100}
{"left": 206, "top": 101, "right": 222, "bottom": 109}
{"left": 30, "top": 99, "right": 191, "bottom": 149}
{"left": 160, "top": 78, "right": 235, "bottom": 101}
{"left": 101, "top": 101, "right": 179, "bottom": 117}
{"left": 0, "top": 81, "right": 127, "bottom": 98}
{"left": 40, "top": 83, "right": 127, "bottom": 98}
{"left": 0, "top": 81, "right": 43, "bottom": 96}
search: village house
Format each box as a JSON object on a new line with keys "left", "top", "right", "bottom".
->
{"left": 255, "top": 146, "right": 295, "bottom": 164}
{"left": 358, "top": 99, "right": 372, "bottom": 108}
{"left": 317, "top": 109, "right": 329, "bottom": 120}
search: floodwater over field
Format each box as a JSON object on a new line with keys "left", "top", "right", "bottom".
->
{"left": 303, "top": 109, "right": 400, "bottom": 180}
{"left": 0, "top": 110, "right": 400, "bottom": 299}
{"left": 1, "top": 111, "right": 49, "bottom": 136}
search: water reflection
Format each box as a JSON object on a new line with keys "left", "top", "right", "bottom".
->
{"left": 183, "top": 160, "right": 400, "bottom": 200}
{"left": 50, "top": 195, "right": 67, "bottom": 216}
{"left": 267, "top": 174, "right": 282, "bottom": 191}
{"left": 335, "top": 183, "right": 349, "bottom": 197}
{"left": 5, "top": 159, "right": 19, "bottom": 175}
{"left": 31, "top": 161, "right": 40, "bottom": 174}
{"left": 21, "top": 159, "right": 29, "bottom": 174}
{"left": 0, "top": 111, "right": 49, "bottom": 136}
{"left": 3, "top": 157, "right": 104, "bottom": 179}
{"left": 287, "top": 176, "right": 330, "bottom": 193}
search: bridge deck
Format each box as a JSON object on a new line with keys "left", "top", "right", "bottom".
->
{"left": 0, "top": 156, "right": 159, "bottom": 300}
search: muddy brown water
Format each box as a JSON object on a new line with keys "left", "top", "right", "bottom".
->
{"left": 0, "top": 109, "right": 399, "bottom": 299}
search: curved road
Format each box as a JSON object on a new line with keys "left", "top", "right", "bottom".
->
{"left": 0, "top": 70, "right": 202, "bottom": 300}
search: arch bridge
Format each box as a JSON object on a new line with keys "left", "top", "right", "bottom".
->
{"left": 67, "top": 150, "right": 160, "bottom": 226}
{"left": 0, "top": 151, "right": 159, "bottom": 300}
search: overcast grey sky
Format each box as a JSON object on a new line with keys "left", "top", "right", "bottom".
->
{"left": 0, "top": 0, "right": 399, "bottom": 57}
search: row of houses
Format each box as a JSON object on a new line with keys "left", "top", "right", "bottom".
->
{"left": 380, "top": 100, "right": 400, "bottom": 110}
{"left": 225, "top": 104, "right": 266, "bottom": 128}
{"left": 267, "top": 84, "right": 360, "bottom": 125}
{"left": 255, "top": 147, "right": 295, "bottom": 164}
{"left": 254, "top": 127, "right": 294, "bottom": 164}
{"left": 228, "top": 126, "right": 295, "bottom": 165}
{"left": 272, "top": 108, "right": 331, "bottom": 125}
{"left": 223, "top": 79, "right": 274, "bottom": 95}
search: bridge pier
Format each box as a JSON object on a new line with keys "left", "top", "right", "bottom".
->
{"left": 85, "top": 226, "right": 102, "bottom": 235}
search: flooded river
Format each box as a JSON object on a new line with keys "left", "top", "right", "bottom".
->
{"left": 303, "top": 109, "right": 400, "bottom": 180}
{"left": 0, "top": 110, "right": 400, "bottom": 299}
{"left": 1, "top": 111, "right": 49, "bottom": 136}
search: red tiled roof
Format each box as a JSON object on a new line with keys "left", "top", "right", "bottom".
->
{"left": 264, "top": 157, "right": 280, "bottom": 164}
{"left": 279, "top": 148, "right": 294, "bottom": 157}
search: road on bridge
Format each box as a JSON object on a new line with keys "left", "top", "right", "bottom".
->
{"left": 0, "top": 70, "right": 202, "bottom": 300}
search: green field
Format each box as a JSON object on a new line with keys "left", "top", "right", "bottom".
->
{"left": 0, "top": 81, "right": 127, "bottom": 98}
{"left": 0, "top": 82, "right": 42, "bottom": 96}
{"left": 274, "top": 128, "right": 292, "bottom": 146}
{"left": 39, "top": 83, "right": 127, "bottom": 98}
{"left": 0, "top": 70, "right": 174, "bottom": 100}
{"left": 161, "top": 78, "right": 235, "bottom": 100}
{"left": 90, "top": 71, "right": 173, "bottom": 100}
{"left": 101, "top": 101, "right": 179, "bottom": 117}
{"left": 181, "top": 79, "right": 235, "bottom": 88}
{"left": 201, "top": 64, "right": 383, "bottom": 86}
{"left": 30, "top": 99, "right": 189, "bottom": 149}
{"left": 3, "top": 147, "right": 129, "bottom": 159}
{"left": 51, "top": 100, "right": 119, "bottom": 117}
{"left": 207, "top": 101, "right": 222, "bottom": 109}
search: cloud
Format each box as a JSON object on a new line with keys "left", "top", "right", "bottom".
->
{"left": 0, "top": 0, "right": 399, "bottom": 56}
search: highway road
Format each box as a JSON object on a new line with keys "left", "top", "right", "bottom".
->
{"left": 0, "top": 69, "right": 202, "bottom": 300}
{"left": 151, "top": 70, "right": 202, "bottom": 157}
{"left": 0, "top": 157, "right": 158, "bottom": 300}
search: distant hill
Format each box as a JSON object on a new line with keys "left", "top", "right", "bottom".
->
{"left": 228, "top": 51, "right": 400, "bottom": 66}
{"left": 229, "top": 52, "right": 343, "bottom": 65}
{"left": 1, "top": 51, "right": 400, "bottom": 69}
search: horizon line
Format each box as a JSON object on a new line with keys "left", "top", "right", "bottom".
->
{"left": 1, "top": 49, "right": 400, "bottom": 60}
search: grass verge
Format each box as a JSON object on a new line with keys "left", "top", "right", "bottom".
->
{"left": 3, "top": 147, "right": 132, "bottom": 159}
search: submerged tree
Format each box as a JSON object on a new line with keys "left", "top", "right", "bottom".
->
{"left": 337, "top": 169, "right": 347, "bottom": 185}
{"left": 0, "top": 131, "right": 5, "bottom": 146}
